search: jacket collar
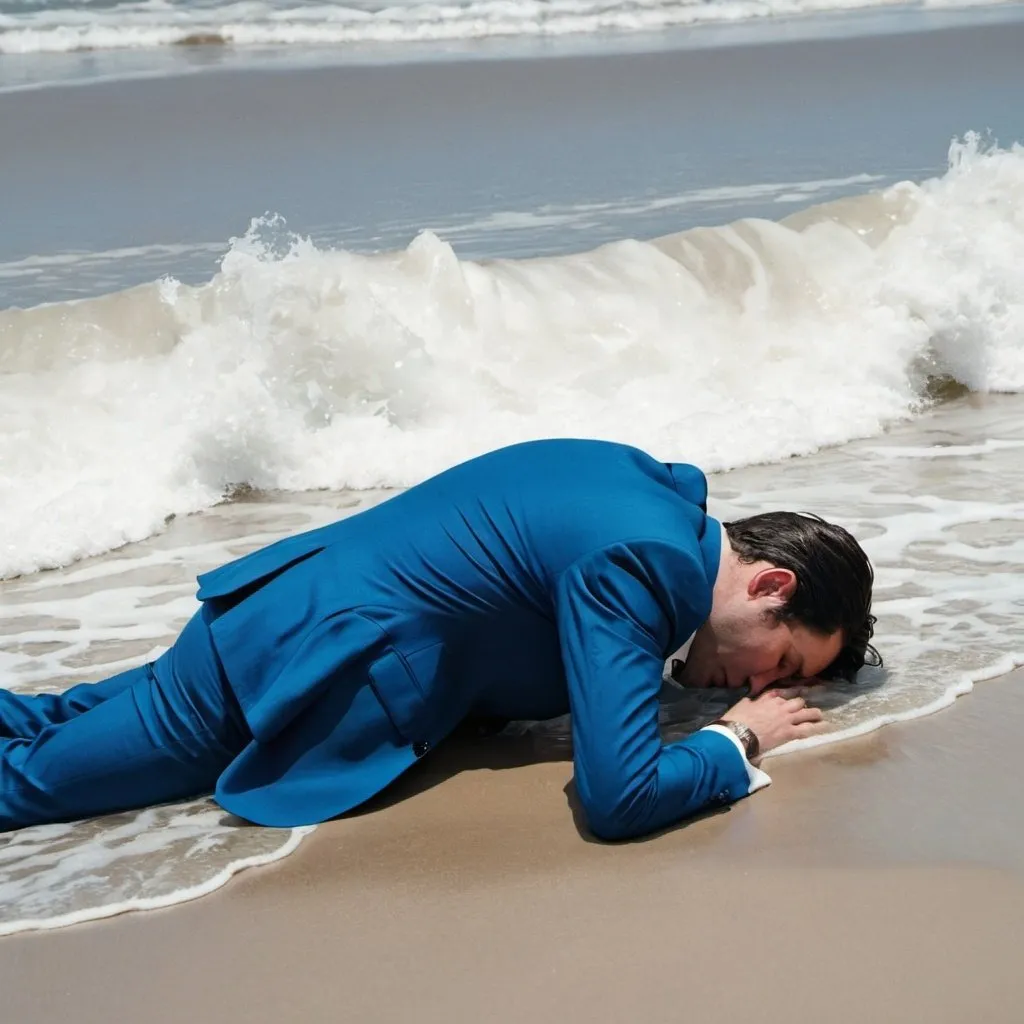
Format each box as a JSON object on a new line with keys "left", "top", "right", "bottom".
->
{"left": 666, "top": 461, "right": 722, "bottom": 591}
{"left": 667, "top": 462, "right": 709, "bottom": 509}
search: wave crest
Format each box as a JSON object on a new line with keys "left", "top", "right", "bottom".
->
{"left": 2, "top": 133, "right": 1023, "bottom": 578}
{"left": 2, "top": 0, "right": 1021, "bottom": 55}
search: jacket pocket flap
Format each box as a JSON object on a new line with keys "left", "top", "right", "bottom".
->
{"left": 367, "top": 649, "right": 427, "bottom": 743}
{"left": 196, "top": 539, "right": 327, "bottom": 602}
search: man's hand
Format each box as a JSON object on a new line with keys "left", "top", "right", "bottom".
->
{"left": 722, "top": 687, "right": 827, "bottom": 758}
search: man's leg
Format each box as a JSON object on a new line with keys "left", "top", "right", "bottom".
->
{"left": 0, "top": 666, "right": 150, "bottom": 738}
{"left": 0, "top": 608, "right": 251, "bottom": 831}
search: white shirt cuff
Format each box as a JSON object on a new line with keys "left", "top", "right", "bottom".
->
{"left": 701, "top": 724, "right": 773, "bottom": 795}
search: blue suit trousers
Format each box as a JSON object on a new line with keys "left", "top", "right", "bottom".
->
{"left": 0, "top": 607, "right": 250, "bottom": 831}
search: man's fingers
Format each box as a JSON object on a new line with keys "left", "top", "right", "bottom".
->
{"left": 790, "top": 706, "right": 824, "bottom": 725}
{"left": 793, "top": 720, "right": 831, "bottom": 737}
{"left": 769, "top": 686, "right": 804, "bottom": 700}
{"left": 773, "top": 684, "right": 826, "bottom": 700}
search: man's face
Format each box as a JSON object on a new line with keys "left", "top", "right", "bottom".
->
{"left": 674, "top": 567, "right": 843, "bottom": 696}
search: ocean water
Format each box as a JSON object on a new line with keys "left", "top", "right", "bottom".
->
{"left": 1, "top": 0, "right": 1020, "bottom": 55}
{"left": 2, "top": 4, "right": 1024, "bottom": 936}
{"left": 4, "top": 135, "right": 1023, "bottom": 579}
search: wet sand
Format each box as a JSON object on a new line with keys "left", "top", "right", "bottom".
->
{"left": 2, "top": 664, "right": 1023, "bottom": 1023}
{"left": 2, "top": 394, "right": 1024, "bottom": 1017}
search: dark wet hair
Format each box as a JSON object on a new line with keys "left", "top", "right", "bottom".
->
{"left": 724, "top": 512, "right": 882, "bottom": 682}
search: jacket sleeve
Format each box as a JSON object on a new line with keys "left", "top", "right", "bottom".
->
{"left": 554, "top": 539, "right": 753, "bottom": 841}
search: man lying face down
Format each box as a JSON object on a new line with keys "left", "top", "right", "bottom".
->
{"left": 0, "top": 439, "right": 878, "bottom": 838}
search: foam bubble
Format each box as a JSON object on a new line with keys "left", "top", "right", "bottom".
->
{"left": 0, "top": 808, "right": 313, "bottom": 938}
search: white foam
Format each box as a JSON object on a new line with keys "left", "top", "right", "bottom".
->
{"left": 431, "top": 173, "right": 885, "bottom": 240}
{"left": 0, "top": 0, "right": 1020, "bottom": 54}
{"left": 0, "top": 175, "right": 883, "bottom": 305}
{"left": 764, "top": 655, "right": 1017, "bottom": 757}
{"left": 0, "top": 241, "right": 226, "bottom": 281}
{"left": 0, "top": 815, "right": 314, "bottom": 938}
{"left": 3, "top": 134, "right": 1023, "bottom": 580}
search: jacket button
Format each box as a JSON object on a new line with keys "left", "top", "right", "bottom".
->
{"left": 413, "top": 741, "right": 431, "bottom": 758}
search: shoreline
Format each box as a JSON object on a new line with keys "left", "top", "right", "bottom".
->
{"left": 5, "top": 2, "right": 1024, "bottom": 96}
{"left": 2, "top": 666, "right": 1023, "bottom": 1021}
{"left": 4, "top": 392, "right": 1024, "bottom": 940}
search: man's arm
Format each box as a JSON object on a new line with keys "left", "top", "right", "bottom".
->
{"left": 555, "top": 539, "right": 764, "bottom": 841}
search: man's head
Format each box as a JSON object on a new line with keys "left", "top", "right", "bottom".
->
{"left": 676, "top": 512, "right": 880, "bottom": 695}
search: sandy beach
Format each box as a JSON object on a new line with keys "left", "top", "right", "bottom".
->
{"left": 3, "top": 4, "right": 1024, "bottom": 1018}
{"left": 1, "top": 665, "right": 1023, "bottom": 1023}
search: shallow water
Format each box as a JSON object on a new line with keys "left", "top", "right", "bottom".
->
{"left": 3, "top": 394, "right": 1023, "bottom": 933}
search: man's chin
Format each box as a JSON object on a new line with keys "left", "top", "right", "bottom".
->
{"left": 676, "top": 671, "right": 715, "bottom": 689}
{"left": 670, "top": 660, "right": 723, "bottom": 689}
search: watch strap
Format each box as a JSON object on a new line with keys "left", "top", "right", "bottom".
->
{"left": 712, "top": 718, "right": 761, "bottom": 762}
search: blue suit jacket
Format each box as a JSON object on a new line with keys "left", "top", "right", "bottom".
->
{"left": 199, "top": 439, "right": 751, "bottom": 840}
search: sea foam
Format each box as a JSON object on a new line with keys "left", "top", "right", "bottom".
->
{"left": 1, "top": 0, "right": 1020, "bottom": 55}
{"left": 2, "top": 134, "right": 1023, "bottom": 580}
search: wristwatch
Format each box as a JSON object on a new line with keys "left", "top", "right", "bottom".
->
{"left": 712, "top": 719, "right": 761, "bottom": 762}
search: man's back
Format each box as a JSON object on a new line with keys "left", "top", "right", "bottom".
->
{"left": 201, "top": 440, "right": 708, "bottom": 704}
{"left": 201, "top": 440, "right": 738, "bottom": 834}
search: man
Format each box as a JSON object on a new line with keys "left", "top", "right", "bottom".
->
{"left": 0, "top": 440, "right": 878, "bottom": 837}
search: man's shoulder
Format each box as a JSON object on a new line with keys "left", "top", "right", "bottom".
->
{"left": 459, "top": 438, "right": 667, "bottom": 481}
{"left": 481, "top": 437, "right": 654, "bottom": 461}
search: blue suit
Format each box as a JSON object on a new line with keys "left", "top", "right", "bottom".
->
{"left": 1, "top": 440, "right": 751, "bottom": 838}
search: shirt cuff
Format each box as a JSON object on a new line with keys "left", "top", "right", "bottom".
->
{"left": 701, "top": 724, "right": 773, "bottom": 795}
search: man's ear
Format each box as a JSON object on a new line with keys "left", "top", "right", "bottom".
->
{"left": 747, "top": 567, "right": 797, "bottom": 602}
